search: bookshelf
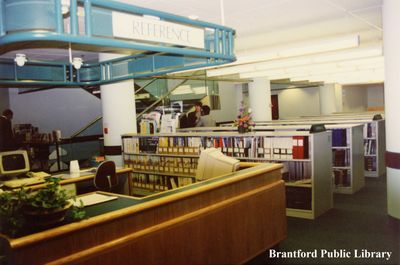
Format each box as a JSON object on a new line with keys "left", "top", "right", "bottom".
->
{"left": 182, "top": 123, "right": 364, "bottom": 194}
{"left": 213, "top": 115, "right": 386, "bottom": 178}
{"left": 329, "top": 124, "right": 364, "bottom": 194}
{"left": 363, "top": 119, "right": 385, "bottom": 178}
{"left": 122, "top": 131, "right": 333, "bottom": 219}
{"left": 122, "top": 136, "right": 198, "bottom": 196}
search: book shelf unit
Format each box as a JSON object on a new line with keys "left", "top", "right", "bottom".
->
{"left": 328, "top": 124, "right": 364, "bottom": 194}
{"left": 122, "top": 131, "right": 333, "bottom": 219}
{"left": 239, "top": 124, "right": 364, "bottom": 194}
{"left": 122, "top": 136, "right": 198, "bottom": 196}
{"left": 363, "top": 119, "right": 385, "bottom": 178}
{"left": 184, "top": 124, "right": 364, "bottom": 195}
{"left": 220, "top": 115, "right": 386, "bottom": 178}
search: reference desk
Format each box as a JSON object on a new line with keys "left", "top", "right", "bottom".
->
{"left": 0, "top": 163, "right": 286, "bottom": 265}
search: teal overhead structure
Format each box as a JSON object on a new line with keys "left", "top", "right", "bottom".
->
{"left": 0, "top": 0, "right": 235, "bottom": 87}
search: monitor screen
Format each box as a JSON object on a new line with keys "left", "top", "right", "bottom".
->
{"left": 196, "top": 148, "right": 240, "bottom": 181}
{"left": 0, "top": 150, "right": 30, "bottom": 176}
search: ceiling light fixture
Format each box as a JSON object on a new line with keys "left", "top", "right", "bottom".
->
{"left": 61, "top": 0, "right": 70, "bottom": 15}
{"left": 207, "top": 42, "right": 381, "bottom": 77}
{"left": 239, "top": 34, "right": 360, "bottom": 64}
{"left": 68, "top": 43, "right": 83, "bottom": 70}
{"left": 72, "top": 57, "right": 83, "bottom": 70}
{"left": 239, "top": 56, "right": 384, "bottom": 79}
{"left": 290, "top": 68, "right": 385, "bottom": 84}
{"left": 14, "top": 54, "right": 27, "bottom": 67}
{"left": 207, "top": 35, "right": 361, "bottom": 77}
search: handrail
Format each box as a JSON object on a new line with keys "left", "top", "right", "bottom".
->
{"left": 137, "top": 79, "right": 190, "bottom": 120}
{"left": 60, "top": 134, "right": 103, "bottom": 144}
{"left": 135, "top": 78, "right": 160, "bottom": 96}
{"left": 0, "top": 0, "right": 236, "bottom": 87}
{"left": 70, "top": 116, "right": 102, "bottom": 139}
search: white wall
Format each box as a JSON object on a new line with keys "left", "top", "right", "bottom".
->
{"left": 10, "top": 88, "right": 102, "bottom": 137}
{"left": 273, "top": 86, "right": 320, "bottom": 118}
{"left": 342, "top": 85, "right": 368, "bottom": 112}
{"left": 367, "top": 84, "right": 384, "bottom": 108}
{"left": 210, "top": 82, "right": 239, "bottom": 122}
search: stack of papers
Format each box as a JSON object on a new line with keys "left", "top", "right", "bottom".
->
{"left": 71, "top": 193, "right": 118, "bottom": 207}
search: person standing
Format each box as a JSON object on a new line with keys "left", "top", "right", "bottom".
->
{"left": 187, "top": 102, "right": 203, "bottom": 127}
{"left": 0, "top": 109, "right": 16, "bottom": 151}
{"left": 196, "top": 105, "right": 216, "bottom": 127}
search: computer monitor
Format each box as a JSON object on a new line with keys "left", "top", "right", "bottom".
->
{"left": 0, "top": 150, "right": 30, "bottom": 177}
{"left": 196, "top": 148, "right": 240, "bottom": 181}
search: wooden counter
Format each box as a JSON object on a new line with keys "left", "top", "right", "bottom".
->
{"left": 28, "top": 167, "right": 133, "bottom": 191}
{"left": 0, "top": 163, "right": 286, "bottom": 265}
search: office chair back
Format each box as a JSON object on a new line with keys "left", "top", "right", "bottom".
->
{"left": 94, "top": 160, "right": 117, "bottom": 191}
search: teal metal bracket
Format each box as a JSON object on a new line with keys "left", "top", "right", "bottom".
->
{"left": 0, "top": 0, "right": 235, "bottom": 87}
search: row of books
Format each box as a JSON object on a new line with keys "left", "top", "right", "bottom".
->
{"left": 123, "top": 137, "right": 202, "bottom": 155}
{"left": 139, "top": 120, "right": 158, "bottom": 134}
{"left": 364, "top": 139, "right": 376, "bottom": 155}
{"left": 365, "top": 156, "right": 377, "bottom": 171}
{"left": 124, "top": 154, "right": 198, "bottom": 175}
{"left": 123, "top": 135, "right": 309, "bottom": 160}
{"left": 333, "top": 169, "right": 351, "bottom": 187}
{"left": 281, "top": 161, "right": 312, "bottom": 182}
{"left": 131, "top": 174, "right": 170, "bottom": 192}
{"left": 364, "top": 123, "right": 377, "bottom": 138}
{"left": 332, "top": 149, "right": 350, "bottom": 167}
{"left": 331, "top": 129, "right": 348, "bottom": 147}
{"left": 131, "top": 173, "right": 195, "bottom": 192}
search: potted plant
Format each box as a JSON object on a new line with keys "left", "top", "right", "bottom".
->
{"left": 0, "top": 177, "right": 85, "bottom": 237}
{"left": 0, "top": 188, "right": 29, "bottom": 237}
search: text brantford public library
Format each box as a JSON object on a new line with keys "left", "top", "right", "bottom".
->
{"left": 268, "top": 249, "right": 392, "bottom": 261}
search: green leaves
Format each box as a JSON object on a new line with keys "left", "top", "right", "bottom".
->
{"left": 27, "top": 177, "right": 69, "bottom": 210}
{"left": 0, "top": 177, "right": 86, "bottom": 237}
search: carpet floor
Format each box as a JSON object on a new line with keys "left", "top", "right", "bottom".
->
{"left": 247, "top": 177, "right": 400, "bottom": 265}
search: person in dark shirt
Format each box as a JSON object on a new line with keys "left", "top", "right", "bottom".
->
{"left": 0, "top": 109, "right": 16, "bottom": 151}
{"left": 196, "top": 105, "right": 216, "bottom": 127}
{"left": 187, "top": 102, "right": 203, "bottom": 128}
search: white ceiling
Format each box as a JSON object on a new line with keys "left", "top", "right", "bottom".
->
{"left": 118, "top": 0, "right": 384, "bottom": 85}
{"left": 1, "top": 0, "right": 384, "bottom": 85}
{"left": 118, "top": 0, "right": 382, "bottom": 49}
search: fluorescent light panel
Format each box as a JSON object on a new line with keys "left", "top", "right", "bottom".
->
{"left": 207, "top": 43, "right": 381, "bottom": 77}
{"left": 290, "top": 68, "right": 385, "bottom": 84}
{"left": 236, "top": 35, "right": 359, "bottom": 64}
{"left": 206, "top": 35, "right": 360, "bottom": 77}
{"left": 239, "top": 56, "right": 384, "bottom": 79}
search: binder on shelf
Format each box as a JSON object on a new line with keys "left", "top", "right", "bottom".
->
{"left": 332, "top": 129, "right": 347, "bottom": 147}
{"left": 292, "top": 136, "right": 309, "bottom": 159}
{"left": 334, "top": 169, "right": 350, "bottom": 187}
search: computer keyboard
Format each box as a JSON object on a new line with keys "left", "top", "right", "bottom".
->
{"left": 2, "top": 176, "right": 46, "bottom": 188}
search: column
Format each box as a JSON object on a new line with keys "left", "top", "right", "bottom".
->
{"left": 383, "top": 0, "right": 400, "bottom": 219}
{"left": 99, "top": 53, "right": 137, "bottom": 167}
{"left": 248, "top": 77, "right": 272, "bottom": 122}
{"left": 319, "top": 83, "right": 342, "bottom": 115}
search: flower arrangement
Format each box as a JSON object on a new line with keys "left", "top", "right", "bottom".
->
{"left": 235, "top": 101, "right": 255, "bottom": 133}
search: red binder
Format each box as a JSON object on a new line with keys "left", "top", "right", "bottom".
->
{"left": 292, "top": 136, "right": 309, "bottom": 159}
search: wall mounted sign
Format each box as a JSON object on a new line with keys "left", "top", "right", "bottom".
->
{"left": 112, "top": 11, "right": 205, "bottom": 49}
